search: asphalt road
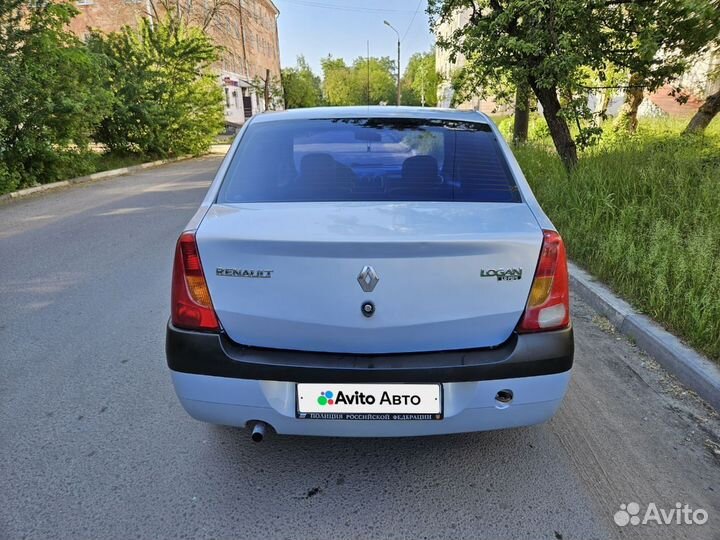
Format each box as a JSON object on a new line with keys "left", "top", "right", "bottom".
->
{"left": 1, "top": 157, "right": 718, "bottom": 540}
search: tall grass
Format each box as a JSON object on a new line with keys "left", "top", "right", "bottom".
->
{"left": 513, "top": 119, "right": 720, "bottom": 361}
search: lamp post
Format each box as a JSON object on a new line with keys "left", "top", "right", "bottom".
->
{"left": 383, "top": 20, "right": 401, "bottom": 106}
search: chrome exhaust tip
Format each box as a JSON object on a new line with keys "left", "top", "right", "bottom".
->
{"left": 251, "top": 421, "right": 268, "bottom": 442}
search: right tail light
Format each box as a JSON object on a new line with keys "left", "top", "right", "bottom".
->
{"left": 517, "top": 230, "right": 570, "bottom": 332}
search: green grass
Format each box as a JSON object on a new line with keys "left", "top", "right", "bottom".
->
{"left": 513, "top": 118, "right": 720, "bottom": 362}
{"left": 86, "top": 152, "right": 149, "bottom": 173}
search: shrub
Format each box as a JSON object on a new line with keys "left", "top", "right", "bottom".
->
{"left": 90, "top": 15, "right": 224, "bottom": 157}
{"left": 0, "top": 1, "right": 111, "bottom": 190}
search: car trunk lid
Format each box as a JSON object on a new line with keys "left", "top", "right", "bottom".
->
{"left": 196, "top": 201, "right": 543, "bottom": 354}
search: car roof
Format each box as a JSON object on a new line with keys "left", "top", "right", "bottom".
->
{"left": 250, "top": 106, "right": 491, "bottom": 124}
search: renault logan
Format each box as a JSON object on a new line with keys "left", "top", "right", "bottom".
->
{"left": 166, "top": 107, "right": 573, "bottom": 440}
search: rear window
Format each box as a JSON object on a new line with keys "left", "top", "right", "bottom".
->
{"left": 217, "top": 118, "right": 520, "bottom": 203}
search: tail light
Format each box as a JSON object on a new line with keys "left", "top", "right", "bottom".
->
{"left": 171, "top": 231, "right": 220, "bottom": 331}
{"left": 517, "top": 230, "right": 570, "bottom": 332}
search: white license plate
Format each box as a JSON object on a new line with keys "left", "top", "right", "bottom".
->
{"left": 296, "top": 383, "right": 443, "bottom": 420}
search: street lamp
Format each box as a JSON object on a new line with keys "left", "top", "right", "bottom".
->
{"left": 383, "top": 20, "right": 401, "bottom": 106}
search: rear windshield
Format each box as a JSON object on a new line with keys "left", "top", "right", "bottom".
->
{"left": 217, "top": 118, "right": 520, "bottom": 203}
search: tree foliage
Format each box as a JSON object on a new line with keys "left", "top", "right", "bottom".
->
{"left": 429, "top": 0, "right": 720, "bottom": 169}
{"left": 402, "top": 50, "right": 439, "bottom": 106}
{"left": 321, "top": 55, "right": 397, "bottom": 105}
{"left": 90, "top": 14, "right": 224, "bottom": 156}
{"left": 0, "top": 0, "right": 111, "bottom": 192}
{"left": 282, "top": 56, "right": 323, "bottom": 109}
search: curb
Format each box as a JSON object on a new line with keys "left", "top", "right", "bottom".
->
{"left": 0, "top": 156, "right": 194, "bottom": 203}
{"left": 569, "top": 262, "right": 720, "bottom": 411}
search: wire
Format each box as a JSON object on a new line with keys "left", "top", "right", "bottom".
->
{"left": 402, "top": 0, "right": 424, "bottom": 42}
{"left": 275, "top": 0, "right": 417, "bottom": 14}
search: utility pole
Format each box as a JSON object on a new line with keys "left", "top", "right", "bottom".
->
{"left": 383, "top": 20, "right": 401, "bottom": 106}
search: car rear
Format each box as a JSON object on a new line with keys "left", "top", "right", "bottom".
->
{"left": 166, "top": 107, "right": 573, "bottom": 438}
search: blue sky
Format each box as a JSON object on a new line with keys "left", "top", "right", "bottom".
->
{"left": 275, "top": 0, "right": 434, "bottom": 75}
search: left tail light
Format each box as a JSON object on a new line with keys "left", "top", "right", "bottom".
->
{"left": 171, "top": 231, "right": 220, "bottom": 332}
{"left": 517, "top": 230, "right": 570, "bottom": 332}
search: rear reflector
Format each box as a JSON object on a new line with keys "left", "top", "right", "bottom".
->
{"left": 517, "top": 230, "right": 570, "bottom": 333}
{"left": 171, "top": 231, "right": 220, "bottom": 332}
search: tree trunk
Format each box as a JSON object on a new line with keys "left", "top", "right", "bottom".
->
{"left": 513, "top": 81, "right": 530, "bottom": 144}
{"left": 264, "top": 68, "right": 271, "bottom": 111}
{"left": 684, "top": 88, "right": 720, "bottom": 135}
{"left": 613, "top": 73, "right": 644, "bottom": 133}
{"left": 530, "top": 80, "right": 578, "bottom": 171}
{"left": 596, "top": 89, "right": 612, "bottom": 119}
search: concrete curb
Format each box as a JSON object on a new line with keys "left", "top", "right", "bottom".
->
{"left": 569, "top": 262, "right": 720, "bottom": 411}
{"left": 0, "top": 156, "right": 193, "bottom": 203}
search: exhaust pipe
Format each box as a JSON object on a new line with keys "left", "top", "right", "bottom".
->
{"left": 251, "top": 421, "right": 268, "bottom": 443}
{"left": 495, "top": 389, "right": 514, "bottom": 409}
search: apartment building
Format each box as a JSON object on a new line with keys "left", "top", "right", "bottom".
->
{"left": 67, "top": 0, "right": 283, "bottom": 126}
{"left": 434, "top": 8, "right": 504, "bottom": 114}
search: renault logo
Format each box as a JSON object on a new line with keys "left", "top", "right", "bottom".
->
{"left": 357, "top": 265, "right": 379, "bottom": 292}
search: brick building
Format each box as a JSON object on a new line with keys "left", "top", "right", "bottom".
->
{"left": 67, "top": 0, "right": 283, "bottom": 126}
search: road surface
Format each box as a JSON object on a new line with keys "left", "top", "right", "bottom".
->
{"left": 1, "top": 157, "right": 718, "bottom": 539}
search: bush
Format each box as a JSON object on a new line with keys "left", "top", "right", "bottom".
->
{"left": 0, "top": 1, "right": 111, "bottom": 190}
{"left": 90, "top": 15, "right": 224, "bottom": 157}
{"left": 514, "top": 120, "right": 720, "bottom": 361}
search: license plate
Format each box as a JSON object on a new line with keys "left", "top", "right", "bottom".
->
{"left": 296, "top": 383, "right": 443, "bottom": 420}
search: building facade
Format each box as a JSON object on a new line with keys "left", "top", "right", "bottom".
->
{"left": 67, "top": 0, "right": 282, "bottom": 126}
{"left": 434, "top": 9, "right": 505, "bottom": 114}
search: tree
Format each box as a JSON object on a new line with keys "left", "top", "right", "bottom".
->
{"left": 613, "top": 72, "right": 645, "bottom": 133}
{"left": 583, "top": 62, "right": 627, "bottom": 120}
{"left": 685, "top": 44, "right": 720, "bottom": 135}
{"left": 430, "top": 0, "right": 720, "bottom": 170}
{"left": 0, "top": 0, "right": 111, "bottom": 192}
{"left": 321, "top": 55, "right": 396, "bottom": 105}
{"left": 513, "top": 81, "right": 530, "bottom": 144}
{"left": 684, "top": 88, "right": 720, "bottom": 134}
{"left": 402, "top": 50, "right": 439, "bottom": 106}
{"left": 251, "top": 72, "right": 284, "bottom": 111}
{"left": 321, "top": 56, "right": 354, "bottom": 105}
{"left": 282, "top": 56, "right": 323, "bottom": 109}
{"left": 90, "top": 14, "right": 224, "bottom": 156}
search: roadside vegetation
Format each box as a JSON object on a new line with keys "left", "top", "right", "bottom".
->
{"left": 426, "top": 1, "right": 720, "bottom": 360}
{"left": 281, "top": 49, "right": 438, "bottom": 108}
{"left": 430, "top": 0, "right": 720, "bottom": 169}
{"left": 0, "top": 0, "right": 223, "bottom": 196}
{"left": 505, "top": 117, "right": 720, "bottom": 362}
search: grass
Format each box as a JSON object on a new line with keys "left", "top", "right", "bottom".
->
{"left": 86, "top": 152, "right": 150, "bottom": 173}
{"left": 512, "top": 118, "right": 720, "bottom": 362}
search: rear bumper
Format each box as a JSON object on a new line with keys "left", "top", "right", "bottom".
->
{"left": 165, "top": 323, "right": 574, "bottom": 383}
{"left": 166, "top": 323, "right": 573, "bottom": 436}
{"left": 170, "top": 370, "right": 572, "bottom": 436}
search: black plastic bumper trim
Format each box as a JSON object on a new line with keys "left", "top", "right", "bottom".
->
{"left": 166, "top": 322, "right": 573, "bottom": 383}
